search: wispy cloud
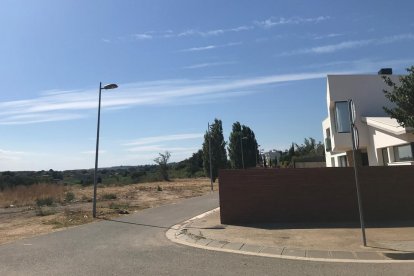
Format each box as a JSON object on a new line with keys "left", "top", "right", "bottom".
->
{"left": 124, "top": 133, "right": 203, "bottom": 146}
{"left": 81, "top": 150, "right": 107, "bottom": 155}
{"left": 301, "top": 58, "right": 414, "bottom": 73}
{"left": 0, "top": 149, "right": 26, "bottom": 161}
{"left": 0, "top": 70, "right": 349, "bottom": 125}
{"left": 122, "top": 133, "right": 202, "bottom": 163}
{"left": 176, "top": 25, "right": 253, "bottom": 37}
{"left": 180, "top": 45, "right": 217, "bottom": 52}
{"left": 281, "top": 33, "right": 414, "bottom": 56}
{"left": 103, "top": 15, "right": 330, "bottom": 43}
{"left": 183, "top": 61, "right": 236, "bottom": 69}
{"left": 132, "top": 33, "right": 153, "bottom": 40}
{"left": 179, "top": 42, "right": 242, "bottom": 52}
{"left": 313, "top": 33, "right": 343, "bottom": 40}
{"left": 255, "top": 16, "right": 330, "bottom": 29}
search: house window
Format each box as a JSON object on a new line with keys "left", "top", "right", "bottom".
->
{"left": 361, "top": 152, "right": 369, "bottom": 166}
{"left": 338, "top": 155, "right": 348, "bottom": 167}
{"left": 393, "top": 143, "right": 414, "bottom": 162}
{"left": 381, "top": 148, "right": 389, "bottom": 166}
{"left": 325, "top": 128, "right": 332, "bottom": 152}
{"left": 334, "top": 101, "right": 350, "bottom": 133}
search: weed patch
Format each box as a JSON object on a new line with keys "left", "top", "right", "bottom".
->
{"left": 65, "top": 192, "right": 75, "bottom": 202}
{"left": 36, "top": 206, "right": 57, "bottom": 216}
{"left": 101, "top": 193, "right": 117, "bottom": 200}
{"left": 36, "top": 197, "right": 55, "bottom": 207}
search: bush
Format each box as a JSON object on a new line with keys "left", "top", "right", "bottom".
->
{"left": 36, "top": 206, "right": 57, "bottom": 216}
{"left": 109, "top": 202, "right": 129, "bottom": 210}
{"left": 65, "top": 192, "right": 75, "bottom": 202}
{"left": 102, "top": 193, "right": 117, "bottom": 200}
{"left": 157, "top": 185, "right": 163, "bottom": 192}
{"left": 36, "top": 197, "right": 54, "bottom": 207}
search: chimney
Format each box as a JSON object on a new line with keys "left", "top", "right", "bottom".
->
{"left": 378, "top": 68, "right": 392, "bottom": 75}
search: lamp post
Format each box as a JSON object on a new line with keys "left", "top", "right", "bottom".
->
{"left": 92, "top": 82, "right": 118, "bottom": 218}
{"left": 240, "top": 136, "right": 247, "bottom": 169}
{"left": 208, "top": 122, "right": 213, "bottom": 192}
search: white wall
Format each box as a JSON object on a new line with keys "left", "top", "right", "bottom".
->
{"left": 367, "top": 126, "right": 414, "bottom": 165}
{"left": 326, "top": 74, "right": 400, "bottom": 153}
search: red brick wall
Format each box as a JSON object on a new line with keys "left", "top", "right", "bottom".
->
{"left": 218, "top": 167, "right": 414, "bottom": 224}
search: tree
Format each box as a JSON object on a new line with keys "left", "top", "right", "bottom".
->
{"left": 295, "top": 137, "right": 324, "bottom": 157}
{"left": 185, "top": 150, "right": 204, "bottom": 176}
{"left": 154, "top": 151, "right": 171, "bottom": 181}
{"left": 202, "top": 119, "right": 228, "bottom": 182}
{"left": 228, "top": 122, "right": 259, "bottom": 169}
{"left": 383, "top": 66, "right": 414, "bottom": 128}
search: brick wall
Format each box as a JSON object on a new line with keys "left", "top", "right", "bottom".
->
{"left": 218, "top": 167, "right": 414, "bottom": 224}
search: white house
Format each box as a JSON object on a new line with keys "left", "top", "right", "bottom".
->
{"left": 322, "top": 69, "right": 414, "bottom": 167}
{"left": 263, "top": 149, "right": 281, "bottom": 166}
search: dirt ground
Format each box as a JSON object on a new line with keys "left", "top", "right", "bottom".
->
{"left": 0, "top": 178, "right": 213, "bottom": 245}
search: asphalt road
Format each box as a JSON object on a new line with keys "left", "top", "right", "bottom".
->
{"left": 1, "top": 192, "right": 414, "bottom": 276}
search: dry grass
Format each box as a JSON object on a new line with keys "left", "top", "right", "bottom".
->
{"left": 0, "top": 178, "right": 214, "bottom": 244}
{"left": 0, "top": 183, "right": 66, "bottom": 207}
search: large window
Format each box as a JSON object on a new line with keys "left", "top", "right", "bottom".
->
{"left": 334, "top": 101, "right": 350, "bottom": 133}
{"left": 393, "top": 143, "right": 414, "bottom": 162}
{"left": 381, "top": 148, "right": 389, "bottom": 166}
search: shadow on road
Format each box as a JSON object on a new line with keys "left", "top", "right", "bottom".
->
{"left": 100, "top": 217, "right": 175, "bottom": 229}
{"left": 100, "top": 217, "right": 226, "bottom": 231}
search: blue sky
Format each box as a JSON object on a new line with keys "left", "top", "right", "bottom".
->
{"left": 1, "top": 0, "right": 414, "bottom": 171}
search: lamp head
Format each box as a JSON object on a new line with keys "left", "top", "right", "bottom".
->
{"left": 102, "top": 83, "right": 118, "bottom": 90}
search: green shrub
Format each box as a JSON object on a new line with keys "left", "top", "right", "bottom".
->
{"left": 36, "top": 206, "right": 57, "bottom": 216}
{"left": 109, "top": 202, "right": 129, "bottom": 210}
{"left": 65, "top": 192, "right": 75, "bottom": 202}
{"left": 36, "top": 197, "right": 54, "bottom": 207}
{"left": 102, "top": 193, "right": 117, "bottom": 200}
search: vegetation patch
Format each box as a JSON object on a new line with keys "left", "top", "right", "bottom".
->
{"left": 36, "top": 206, "right": 57, "bottom": 216}
{"left": 65, "top": 191, "right": 75, "bottom": 202}
{"left": 101, "top": 193, "right": 117, "bottom": 200}
{"left": 36, "top": 197, "right": 55, "bottom": 207}
{"left": 108, "top": 202, "right": 129, "bottom": 210}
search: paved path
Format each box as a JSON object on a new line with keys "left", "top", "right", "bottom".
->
{"left": 168, "top": 208, "right": 414, "bottom": 262}
{"left": 1, "top": 192, "right": 414, "bottom": 275}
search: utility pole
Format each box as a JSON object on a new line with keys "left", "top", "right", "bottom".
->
{"left": 348, "top": 99, "right": 367, "bottom": 247}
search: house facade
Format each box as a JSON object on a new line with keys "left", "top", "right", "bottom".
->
{"left": 263, "top": 149, "right": 281, "bottom": 167}
{"left": 322, "top": 69, "right": 414, "bottom": 167}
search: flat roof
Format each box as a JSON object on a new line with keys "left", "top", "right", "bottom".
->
{"left": 362, "top": 117, "right": 413, "bottom": 135}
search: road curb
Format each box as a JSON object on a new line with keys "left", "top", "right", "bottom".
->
{"left": 166, "top": 208, "right": 414, "bottom": 264}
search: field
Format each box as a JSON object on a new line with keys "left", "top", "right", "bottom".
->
{"left": 0, "top": 178, "right": 212, "bottom": 245}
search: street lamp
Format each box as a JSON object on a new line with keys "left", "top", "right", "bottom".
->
{"left": 240, "top": 136, "right": 247, "bottom": 169}
{"left": 208, "top": 122, "right": 213, "bottom": 192}
{"left": 92, "top": 82, "right": 118, "bottom": 218}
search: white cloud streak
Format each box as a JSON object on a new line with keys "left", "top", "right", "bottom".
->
{"left": 104, "top": 15, "right": 329, "bottom": 42}
{"left": 132, "top": 33, "right": 153, "bottom": 40}
{"left": 281, "top": 33, "right": 414, "bottom": 56}
{"left": 183, "top": 61, "right": 236, "bottom": 69}
{"left": 124, "top": 133, "right": 204, "bottom": 146}
{"left": 179, "top": 42, "right": 242, "bottom": 52}
{"left": 122, "top": 133, "right": 203, "bottom": 164}
{"left": 176, "top": 25, "right": 253, "bottom": 37}
{"left": 255, "top": 16, "right": 330, "bottom": 29}
{"left": 0, "top": 149, "right": 26, "bottom": 161}
{"left": 0, "top": 70, "right": 347, "bottom": 125}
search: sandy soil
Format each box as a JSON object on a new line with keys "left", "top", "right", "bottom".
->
{"left": 0, "top": 178, "right": 213, "bottom": 245}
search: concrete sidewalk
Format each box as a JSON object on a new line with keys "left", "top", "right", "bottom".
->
{"left": 166, "top": 208, "right": 414, "bottom": 262}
